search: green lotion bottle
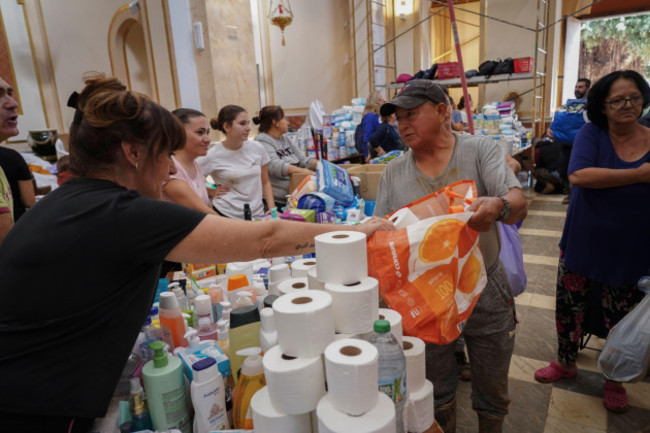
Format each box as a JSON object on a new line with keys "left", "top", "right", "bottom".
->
{"left": 142, "top": 340, "right": 191, "bottom": 433}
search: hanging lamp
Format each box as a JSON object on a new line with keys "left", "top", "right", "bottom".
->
{"left": 268, "top": 0, "right": 293, "bottom": 46}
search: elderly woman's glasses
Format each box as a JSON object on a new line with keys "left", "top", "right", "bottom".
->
{"left": 604, "top": 94, "right": 643, "bottom": 110}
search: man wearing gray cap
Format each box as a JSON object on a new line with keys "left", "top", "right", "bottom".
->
{"left": 374, "top": 80, "right": 527, "bottom": 433}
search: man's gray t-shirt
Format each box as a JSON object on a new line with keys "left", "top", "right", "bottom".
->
{"left": 374, "top": 134, "right": 521, "bottom": 336}
{"left": 374, "top": 134, "right": 520, "bottom": 271}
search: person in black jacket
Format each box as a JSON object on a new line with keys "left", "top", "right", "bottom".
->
{"left": 367, "top": 112, "right": 405, "bottom": 159}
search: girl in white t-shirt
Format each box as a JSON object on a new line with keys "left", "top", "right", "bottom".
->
{"left": 198, "top": 105, "right": 275, "bottom": 219}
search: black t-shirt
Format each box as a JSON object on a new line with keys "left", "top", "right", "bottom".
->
{"left": 0, "top": 146, "right": 33, "bottom": 220}
{"left": 0, "top": 178, "right": 206, "bottom": 418}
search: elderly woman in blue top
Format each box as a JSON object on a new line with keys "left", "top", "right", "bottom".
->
{"left": 534, "top": 70, "right": 650, "bottom": 413}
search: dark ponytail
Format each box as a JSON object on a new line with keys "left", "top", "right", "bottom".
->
{"left": 211, "top": 105, "right": 246, "bottom": 133}
{"left": 255, "top": 105, "right": 284, "bottom": 133}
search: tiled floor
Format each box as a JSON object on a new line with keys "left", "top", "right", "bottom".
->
{"left": 455, "top": 189, "right": 650, "bottom": 433}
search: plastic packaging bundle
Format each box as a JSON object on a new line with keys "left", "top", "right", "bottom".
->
{"left": 598, "top": 276, "right": 650, "bottom": 382}
{"left": 316, "top": 160, "right": 355, "bottom": 206}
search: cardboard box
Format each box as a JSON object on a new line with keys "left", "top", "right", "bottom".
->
{"left": 346, "top": 164, "right": 386, "bottom": 201}
{"left": 288, "top": 164, "right": 363, "bottom": 196}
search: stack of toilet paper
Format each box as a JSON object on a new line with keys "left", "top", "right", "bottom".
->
{"left": 249, "top": 230, "right": 433, "bottom": 432}
{"left": 402, "top": 336, "right": 435, "bottom": 432}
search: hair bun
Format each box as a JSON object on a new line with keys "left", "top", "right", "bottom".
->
{"left": 252, "top": 116, "right": 261, "bottom": 125}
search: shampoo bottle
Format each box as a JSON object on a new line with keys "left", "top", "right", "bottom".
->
{"left": 142, "top": 340, "right": 191, "bottom": 433}
{"left": 228, "top": 305, "right": 261, "bottom": 385}
{"left": 232, "top": 348, "right": 266, "bottom": 429}
{"left": 191, "top": 357, "right": 229, "bottom": 433}
{"left": 129, "top": 377, "right": 153, "bottom": 431}
{"left": 159, "top": 292, "right": 188, "bottom": 350}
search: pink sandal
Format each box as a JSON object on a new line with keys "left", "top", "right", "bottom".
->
{"left": 534, "top": 361, "right": 577, "bottom": 383}
{"left": 603, "top": 383, "right": 628, "bottom": 413}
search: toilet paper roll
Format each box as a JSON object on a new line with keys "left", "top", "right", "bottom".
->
{"left": 273, "top": 290, "right": 335, "bottom": 358}
{"left": 403, "top": 336, "right": 427, "bottom": 392}
{"left": 251, "top": 386, "right": 312, "bottom": 431}
{"left": 291, "top": 258, "right": 318, "bottom": 278}
{"left": 315, "top": 231, "right": 368, "bottom": 284}
{"left": 378, "top": 308, "right": 403, "bottom": 345}
{"left": 407, "top": 380, "right": 435, "bottom": 433}
{"left": 308, "top": 268, "right": 325, "bottom": 290}
{"left": 325, "top": 277, "right": 379, "bottom": 334}
{"left": 388, "top": 207, "right": 420, "bottom": 229}
{"left": 268, "top": 263, "right": 291, "bottom": 283}
{"left": 317, "top": 393, "right": 396, "bottom": 433}
{"left": 262, "top": 345, "right": 326, "bottom": 415}
{"left": 324, "top": 338, "right": 379, "bottom": 416}
{"left": 277, "top": 277, "right": 309, "bottom": 296}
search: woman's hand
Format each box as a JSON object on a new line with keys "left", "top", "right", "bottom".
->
{"left": 213, "top": 184, "right": 230, "bottom": 198}
{"left": 356, "top": 216, "right": 395, "bottom": 237}
{"left": 639, "top": 162, "right": 650, "bottom": 183}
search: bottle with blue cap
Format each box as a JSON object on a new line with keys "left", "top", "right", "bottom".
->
{"left": 191, "top": 357, "right": 229, "bottom": 432}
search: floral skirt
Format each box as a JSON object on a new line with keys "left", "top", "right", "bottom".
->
{"left": 555, "top": 254, "right": 643, "bottom": 365}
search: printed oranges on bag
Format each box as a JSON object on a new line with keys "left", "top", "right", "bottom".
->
{"left": 419, "top": 218, "right": 465, "bottom": 263}
{"left": 458, "top": 253, "right": 482, "bottom": 294}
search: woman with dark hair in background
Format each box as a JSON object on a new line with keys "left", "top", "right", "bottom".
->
{"left": 253, "top": 105, "right": 316, "bottom": 208}
{"left": 162, "top": 108, "right": 220, "bottom": 214}
{"left": 0, "top": 75, "right": 394, "bottom": 432}
{"left": 534, "top": 70, "right": 650, "bottom": 413}
{"left": 199, "top": 105, "right": 276, "bottom": 219}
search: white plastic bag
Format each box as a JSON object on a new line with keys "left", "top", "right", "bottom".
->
{"left": 597, "top": 276, "right": 650, "bottom": 382}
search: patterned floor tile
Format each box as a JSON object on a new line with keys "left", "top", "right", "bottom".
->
{"left": 519, "top": 228, "right": 563, "bottom": 238}
{"left": 522, "top": 214, "right": 566, "bottom": 231}
{"left": 607, "top": 405, "right": 650, "bottom": 433}
{"left": 544, "top": 415, "right": 607, "bottom": 433}
{"left": 552, "top": 368, "right": 605, "bottom": 398}
{"left": 547, "top": 388, "right": 608, "bottom": 429}
{"left": 527, "top": 210, "right": 568, "bottom": 217}
{"left": 524, "top": 254, "right": 560, "bottom": 267}
{"left": 509, "top": 354, "right": 550, "bottom": 384}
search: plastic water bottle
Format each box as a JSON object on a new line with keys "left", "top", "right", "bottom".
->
{"left": 370, "top": 319, "right": 407, "bottom": 432}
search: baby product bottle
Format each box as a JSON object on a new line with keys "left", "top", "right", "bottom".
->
{"left": 208, "top": 284, "right": 225, "bottom": 321}
{"left": 232, "top": 348, "right": 266, "bottom": 429}
{"left": 142, "top": 340, "right": 191, "bottom": 433}
{"left": 159, "top": 292, "right": 188, "bottom": 350}
{"left": 192, "top": 357, "right": 229, "bottom": 433}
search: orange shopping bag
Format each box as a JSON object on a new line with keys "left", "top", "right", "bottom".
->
{"left": 367, "top": 180, "right": 487, "bottom": 344}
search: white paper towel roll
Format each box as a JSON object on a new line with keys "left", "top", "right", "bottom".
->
{"left": 402, "top": 336, "right": 426, "bottom": 392}
{"left": 407, "top": 380, "right": 435, "bottom": 433}
{"left": 315, "top": 231, "right": 368, "bottom": 284}
{"left": 308, "top": 268, "right": 325, "bottom": 290}
{"left": 251, "top": 386, "right": 312, "bottom": 431}
{"left": 262, "top": 345, "right": 326, "bottom": 415}
{"left": 291, "top": 258, "right": 318, "bottom": 278}
{"left": 277, "top": 277, "right": 309, "bottom": 297}
{"left": 378, "top": 308, "right": 403, "bottom": 345}
{"left": 388, "top": 207, "right": 420, "bottom": 229}
{"left": 324, "top": 338, "right": 378, "bottom": 416}
{"left": 317, "top": 393, "right": 396, "bottom": 433}
{"left": 325, "top": 277, "right": 379, "bottom": 334}
{"left": 269, "top": 263, "right": 291, "bottom": 283}
{"left": 273, "top": 290, "right": 335, "bottom": 358}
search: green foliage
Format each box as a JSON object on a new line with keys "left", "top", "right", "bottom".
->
{"left": 581, "top": 15, "right": 650, "bottom": 58}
